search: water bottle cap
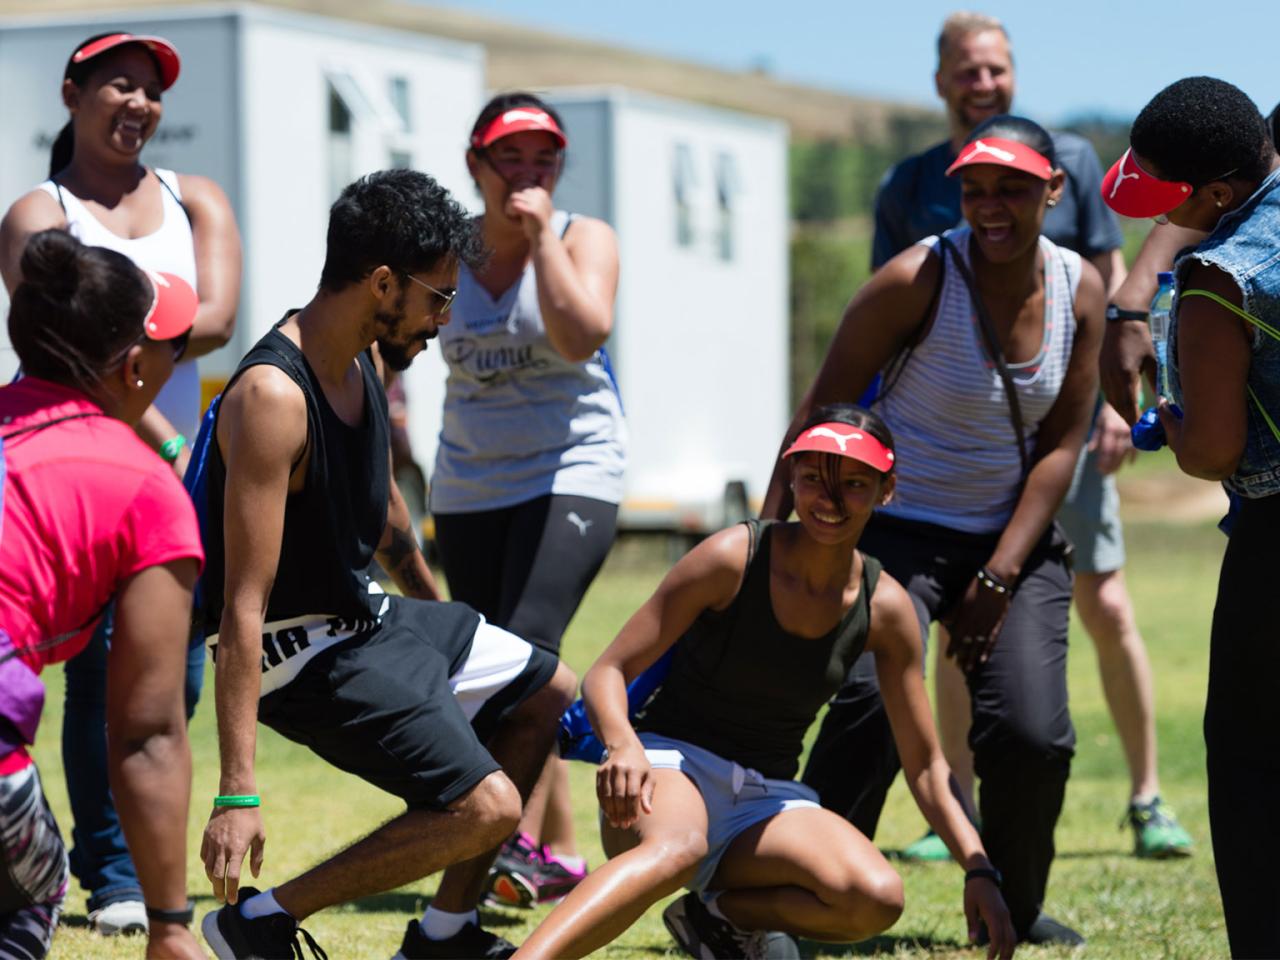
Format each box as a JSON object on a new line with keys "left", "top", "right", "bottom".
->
{"left": 1157, "top": 271, "right": 1174, "bottom": 284}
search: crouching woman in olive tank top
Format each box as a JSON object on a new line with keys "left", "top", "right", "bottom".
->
{"left": 512, "top": 405, "right": 1015, "bottom": 960}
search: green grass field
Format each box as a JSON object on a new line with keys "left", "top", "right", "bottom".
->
{"left": 31, "top": 515, "right": 1230, "bottom": 959}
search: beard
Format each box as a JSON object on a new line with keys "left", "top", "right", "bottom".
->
{"left": 376, "top": 333, "right": 416, "bottom": 372}
{"left": 372, "top": 297, "right": 423, "bottom": 373}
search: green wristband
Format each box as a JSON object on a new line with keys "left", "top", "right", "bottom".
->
{"left": 159, "top": 434, "right": 187, "bottom": 463}
{"left": 213, "top": 794, "right": 260, "bottom": 808}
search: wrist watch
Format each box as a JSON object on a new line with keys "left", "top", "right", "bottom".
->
{"left": 1106, "top": 304, "right": 1149, "bottom": 323}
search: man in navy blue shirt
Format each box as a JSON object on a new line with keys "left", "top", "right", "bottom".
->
{"left": 863, "top": 11, "right": 1192, "bottom": 871}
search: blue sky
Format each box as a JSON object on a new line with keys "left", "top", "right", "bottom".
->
{"left": 432, "top": 0, "right": 1276, "bottom": 125}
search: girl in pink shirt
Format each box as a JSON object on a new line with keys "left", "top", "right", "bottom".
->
{"left": 0, "top": 229, "right": 203, "bottom": 959}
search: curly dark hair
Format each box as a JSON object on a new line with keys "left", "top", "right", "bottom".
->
{"left": 318, "top": 169, "right": 484, "bottom": 293}
{"left": 964, "top": 114, "right": 1057, "bottom": 168}
{"left": 8, "top": 229, "right": 153, "bottom": 388}
{"left": 1130, "top": 77, "right": 1271, "bottom": 187}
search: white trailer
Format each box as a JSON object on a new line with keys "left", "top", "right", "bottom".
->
{"left": 0, "top": 3, "right": 484, "bottom": 463}
{"left": 545, "top": 87, "right": 790, "bottom": 531}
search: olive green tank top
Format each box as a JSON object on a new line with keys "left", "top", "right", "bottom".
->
{"left": 635, "top": 520, "right": 881, "bottom": 779}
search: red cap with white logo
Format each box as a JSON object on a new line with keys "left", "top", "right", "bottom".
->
{"left": 140, "top": 270, "right": 197, "bottom": 341}
{"left": 945, "top": 137, "right": 1054, "bottom": 180}
{"left": 471, "top": 107, "right": 567, "bottom": 150}
{"left": 783, "top": 422, "right": 896, "bottom": 473}
{"left": 68, "top": 33, "right": 181, "bottom": 90}
{"left": 1100, "top": 148, "right": 1194, "bottom": 218}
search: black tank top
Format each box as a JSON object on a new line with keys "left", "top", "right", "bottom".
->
{"left": 200, "top": 324, "right": 390, "bottom": 634}
{"left": 635, "top": 520, "right": 881, "bottom": 780}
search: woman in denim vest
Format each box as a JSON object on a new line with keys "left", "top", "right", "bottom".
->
{"left": 1102, "top": 76, "right": 1280, "bottom": 958}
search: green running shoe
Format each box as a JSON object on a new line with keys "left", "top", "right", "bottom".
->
{"left": 1125, "top": 796, "right": 1193, "bottom": 859}
{"left": 899, "top": 829, "right": 953, "bottom": 862}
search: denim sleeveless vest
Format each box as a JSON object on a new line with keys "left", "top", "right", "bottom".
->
{"left": 1169, "top": 167, "right": 1280, "bottom": 499}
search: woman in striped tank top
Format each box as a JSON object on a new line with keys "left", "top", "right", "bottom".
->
{"left": 766, "top": 116, "right": 1105, "bottom": 947}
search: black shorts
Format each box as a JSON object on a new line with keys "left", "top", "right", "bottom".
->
{"left": 258, "top": 597, "right": 558, "bottom": 810}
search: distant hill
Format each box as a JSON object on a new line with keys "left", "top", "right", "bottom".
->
{"left": 9, "top": 0, "right": 943, "bottom": 140}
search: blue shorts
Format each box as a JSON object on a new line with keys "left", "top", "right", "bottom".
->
{"left": 1057, "top": 445, "right": 1125, "bottom": 575}
{"left": 638, "top": 733, "right": 820, "bottom": 893}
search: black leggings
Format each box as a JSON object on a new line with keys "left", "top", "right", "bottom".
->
{"left": 433, "top": 494, "right": 618, "bottom": 655}
{"left": 1205, "top": 494, "right": 1280, "bottom": 959}
{"left": 802, "top": 513, "right": 1075, "bottom": 939}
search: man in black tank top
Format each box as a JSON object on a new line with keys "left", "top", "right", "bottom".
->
{"left": 197, "top": 171, "right": 574, "bottom": 960}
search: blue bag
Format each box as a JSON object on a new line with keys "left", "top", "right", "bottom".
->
{"left": 558, "top": 646, "right": 677, "bottom": 763}
{"left": 183, "top": 395, "right": 221, "bottom": 630}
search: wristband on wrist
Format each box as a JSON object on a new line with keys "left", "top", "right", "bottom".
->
{"left": 159, "top": 434, "right": 187, "bottom": 463}
{"left": 146, "top": 899, "right": 195, "bottom": 925}
{"left": 1105, "top": 304, "right": 1149, "bottom": 324}
{"left": 965, "top": 867, "right": 1003, "bottom": 888}
{"left": 976, "top": 566, "right": 1012, "bottom": 595}
{"left": 213, "top": 794, "right": 260, "bottom": 808}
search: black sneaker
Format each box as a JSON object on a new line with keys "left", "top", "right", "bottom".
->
{"left": 663, "top": 893, "right": 799, "bottom": 959}
{"left": 393, "top": 919, "right": 516, "bottom": 960}
{"left": 1026, "top": 913, "right": 1085, "bottom": 947}
{"left": 483, "top": 833, "right": 540, "bottom": 909}
{"left": 201, "top": 887, "right": 328, "bottom": 959}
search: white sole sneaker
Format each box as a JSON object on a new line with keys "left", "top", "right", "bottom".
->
{"left": 89, "top": 900, "right": 148, "bottom": 936}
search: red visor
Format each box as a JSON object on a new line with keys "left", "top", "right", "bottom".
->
{"left": 1101, "top": 148, "right": 1193, "bottom": 218}
{"left": 141, "top": 271, "right": 197, "bottom": 341}
{"left": 471, "top": 107, "right": 567, "bottom": 150}
{"left": 70, "top": 33, "right": 181, "bottom": 90}
{"left": 783, "top": 423, "right": 896, "bottom": 473}
{"left": 945, "top": 137, "right": 1054, "bottom": 180}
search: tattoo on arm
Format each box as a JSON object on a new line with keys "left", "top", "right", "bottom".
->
{"left": 381, "top": 522, "right": 418, "bottom": 571}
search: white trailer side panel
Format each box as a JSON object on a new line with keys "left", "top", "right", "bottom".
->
{"left": 563, "top": 90, "right": 789, "bottom": 530}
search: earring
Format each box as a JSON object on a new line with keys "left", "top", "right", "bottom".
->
{"left": 135, "top": 379, "right": 144, "bottom": 388}
{"left": 1216, "top": 200, "right": 1223, "bottom": 208}
{"left": 1046, "top": 198, "right": 1057, "bottom": 207}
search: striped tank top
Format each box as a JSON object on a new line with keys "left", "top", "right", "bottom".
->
{"left": 877, "top": 226, "right": 1081, "bottom": 534}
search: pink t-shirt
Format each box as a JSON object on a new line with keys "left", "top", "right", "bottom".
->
{"left": 0, "top": 377, "right": 204, "bottom": 673}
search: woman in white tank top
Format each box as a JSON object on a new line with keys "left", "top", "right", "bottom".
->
{"left": 0, "top": 32, "right": 241, "bottom": 939}
{"left": 765, "top": 117, "right": 1105, "bottom": 945}
{"left": 0, "top": 31, "right": 241, "bottom": 473}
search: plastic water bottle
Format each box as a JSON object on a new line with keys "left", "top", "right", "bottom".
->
{"left": 1131, "top": 272, "right": 1179, "bottom": 451}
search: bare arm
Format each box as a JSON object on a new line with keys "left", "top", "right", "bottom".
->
{"left": 201, "top": 366, "right": 307, "bottom": 904}
{"left": 987, "top": 261, "right": 1105, "bottom": 582}
{"left": 946, "top": 261, "right": 1104, "bottom": 673}
{"left": 870, "top": 577, "right": 1015, "bottom": 959}
{"left": 1090, "top": 247, "right": 1127, "bottom": 298}
{"left": 1102, "top": 223, "right": 1206, "bottom": 423}
{"left": 762, "top": 245, "right": 942, "bottom": 519}
{"left": 177, "top": 174, "right": 242, "bottom": 358}
{"left": 376, "top": 449, "right": 442, "bottom": 600}
{"left": 583, "top": 525, "right": 750, "bottom": 827}
{"left": 519, "top": 199, "right": 619, "bottom": 362}
{"left": 0, "top": 191, "right": 67, "bottom": 293}
{"left": 108, "top": 558, "right": 205, "bottom": 960}
{"left": 1160, "top": 263, "right": 1252, "bottom": 480}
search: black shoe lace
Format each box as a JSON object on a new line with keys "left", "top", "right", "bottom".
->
{"left": 291, "top": 925, "right": 328, "bottom": 960}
